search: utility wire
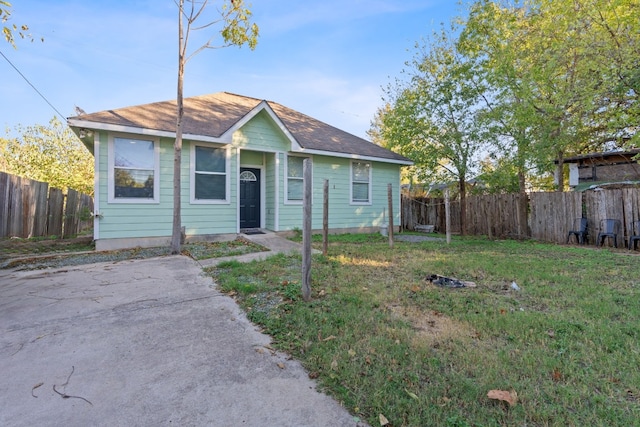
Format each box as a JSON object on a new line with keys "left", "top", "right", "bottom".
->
{"left": 0, "top": 49, "right": 66, "bottom": 119}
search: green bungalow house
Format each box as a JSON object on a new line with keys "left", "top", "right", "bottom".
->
{"left": 68, "top": 92, "right": 412, "bottom": 251}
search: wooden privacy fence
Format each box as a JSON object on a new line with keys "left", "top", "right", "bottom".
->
{"left": 402, "top": 187, "right": 640, "bottom": 246}
{"left": 0, "top": 172, "right": 93, "bottom": 239}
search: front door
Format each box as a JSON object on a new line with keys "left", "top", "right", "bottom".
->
{"left": 240, "top": 168, "right": 260, "bottom": 229}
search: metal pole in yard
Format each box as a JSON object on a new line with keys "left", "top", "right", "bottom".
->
{"left": 301, "top": 158, "right": 312, "bottom": 301}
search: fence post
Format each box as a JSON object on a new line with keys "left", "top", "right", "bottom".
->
{"left": 301, "top": 158, "right": 312, "bottom": 301}
{"left": 388, "top": 183, "right": 394, "bottom": 248}
{"left": 323, "top": 179, "right": 328, "bottom": 256}
{"left": 445, "top": 188, "right": 451, "bottom": 244}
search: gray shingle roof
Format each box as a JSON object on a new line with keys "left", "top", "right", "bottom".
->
{"left": 68, "top": 92, "right": 411, "bottom": 164}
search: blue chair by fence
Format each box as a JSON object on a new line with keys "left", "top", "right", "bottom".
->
{"left": 597, "top": 219, "right": 622, "bottom": 248}
{"left": 628, "top": 220, "right": 640, "bottom": 251}
{"left": 567, "top": 217, "right": 588, "bottom": 245}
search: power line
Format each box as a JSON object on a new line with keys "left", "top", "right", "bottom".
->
{"left": 0, "top": 49, "right": 66, "bottom": 119}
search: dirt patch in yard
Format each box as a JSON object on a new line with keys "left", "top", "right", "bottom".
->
{"left": 387, "top": 303, "right": 476, "bottom": 348}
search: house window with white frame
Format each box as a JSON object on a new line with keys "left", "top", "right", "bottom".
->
{"left": 112, "top": 137, "right": 157, "bottom": 201}
{"left": 351, "top": 161, "right": 371, "bottom": 204}
{"left": 193, "top": 145, "right": 227, "bottom": 201}
{"left": 286, "top": 155, "right": 307, "bottom": 202}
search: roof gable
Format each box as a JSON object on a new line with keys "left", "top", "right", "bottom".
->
{"left": 68, "top": 92, "right": 412, "bottom": 164}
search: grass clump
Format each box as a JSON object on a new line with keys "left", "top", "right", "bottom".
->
{"left": 181, "top": 237, "right": 267, "bottom": 260}
{"left": 208, "top": 234, "right": 640, "bottom": 426}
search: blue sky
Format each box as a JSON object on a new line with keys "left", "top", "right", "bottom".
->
{"left": 1, "top": 0, "right": 464, "bottom": 139}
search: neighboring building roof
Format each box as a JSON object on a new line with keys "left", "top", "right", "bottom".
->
{"left": 68, "top": 91, "right": 412, "bottom": 165}
{"left": 556, "top": 149, "right": 640, "bottom": 164}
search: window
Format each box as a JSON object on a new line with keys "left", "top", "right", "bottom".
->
{"left": 286, "top": 155, "right": 308, "bottom": 202}
{"left": 240, "top": 170, "right": 257, "bottom": 182}
{"left": 351, "top": 161, "right": 371, "bottom": 204}
{"left": 191, "top": 144, "right": 228, "bottom": 203}
{"left": 110, "top": 136, "right": 158, "bottom": 202}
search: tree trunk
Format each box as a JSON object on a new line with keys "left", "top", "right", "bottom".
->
{"left": 517, "top": 170, "right": 528, "bottom": 238}
{"left": 171, "top": 0, "right": 185, "bottom": 254}
{"left": 458, "top": 176, "right": 467, "bottom": 235}
{"left": 555, "top": 150, "right": 565, "bottom": 192}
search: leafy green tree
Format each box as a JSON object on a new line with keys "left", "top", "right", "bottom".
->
{"left": 0, "top": 117, "right": 94, "bottom": 194}
{"left": 460, "top": 0, "right": 640, "bottom": 191}
{"left": 376, "top": 29, "right": 488, "bottom": 234}
{"left": 171, "top": 0, "right": 259, "bottom": 254}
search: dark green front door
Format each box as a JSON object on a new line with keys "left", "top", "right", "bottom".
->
{"left": 240, "top": 168, "right": 260, "bottom": 229}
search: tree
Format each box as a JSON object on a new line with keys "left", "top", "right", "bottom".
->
{"left": 375, "top": 29, "right": 487, "bottom": 234}
{"left": 460, "top": 0, "right": 640, "bottom": 191}
{"left": 2, "top": 1, "right": 39, "bottom": 47}
{"left": 0, "top": 117, "right": 94, "bottom": 194}
{"left": 171, "top": 0, "right": 258, "bottom": 254}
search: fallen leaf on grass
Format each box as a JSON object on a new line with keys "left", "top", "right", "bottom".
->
{"left": 487, "top": 389, "right": 518, "bottom": 406}
{"left": 551, "top": 369, "right": 563, "bottom": 382}
{"left": 379, "top": 413, "right": 389, "bottom": 426}
{"left": 323, "top": 335, "right": 337, "bottom": 341}
{"left": 405, "top": 389, "right": 419, "bottom": 400}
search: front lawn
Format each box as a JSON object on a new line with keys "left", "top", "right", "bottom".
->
{"left": 207, "top": 234, "right": 640, "bottom": 426}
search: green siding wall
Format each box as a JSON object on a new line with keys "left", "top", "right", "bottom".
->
{"left": 277, "top": 155, "right": 401, "bottom": 231}
{"left": 181, "top": 140, "right": 238, "bottom": 235}
{"left": 265, "top": 153, "right": 277, "bottom": 230}
{"left": 240, "top": 150, "right": 264, "bottom": 166}
{"left": 233, "top": 110, "right": 290, "bottom": 152}
{"left": 96, "top": 134, "right": 174, "bottom": 239}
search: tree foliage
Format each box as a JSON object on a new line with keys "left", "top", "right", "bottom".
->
{"left": 2, "top": 1, "right": 40, "bottom": 47}
{"left": 0, "top": 117, "right": 94, "bottom": 194}
{"left": 374, "top": 0, "right": 639, "bottom": 194}
{"left": 375, "top": 28, "right": 488, "bottom": 233}
{"left": 460, "top": 0, "right": 640, "bottom": 190}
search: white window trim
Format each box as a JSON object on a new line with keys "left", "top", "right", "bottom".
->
{"left": 107, "top": 133, "right": 160, "bottom": 204}
{"left": 285, "top": 154, "right": 312, "bottom": 205}
{"left": 350, "top": 160, "right": 372, "bottom": 205}
{"left": 190, "top": 143, "right": 231, "bottom": 204}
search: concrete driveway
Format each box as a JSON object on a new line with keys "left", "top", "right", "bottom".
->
{"left": 0, "top": 256, "right": 362, "bottom": 426}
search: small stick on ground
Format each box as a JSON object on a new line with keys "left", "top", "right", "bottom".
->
{"left": 31, "top": 382, "right": 43, "bottom": 398}
{"left": 52, "top": 366, "right": 93, "bottom": 406}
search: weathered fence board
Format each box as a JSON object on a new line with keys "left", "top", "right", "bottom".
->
{"left": 466, "top": 194, "right": 526, "bottom": 238}
{"left": 530, "top": 192, "right": 583, "bottom": 244}
{"left": 46, "top": 188, "right": 64, "bottom": 237}
{"left": 0, "top": 172, "right": 9, "bottom": 237}
{"left": 0, "top": 172, "right": 93, "bottom": 239}
{"left": 403, "top": 187, "right": 640, "bottom": 246}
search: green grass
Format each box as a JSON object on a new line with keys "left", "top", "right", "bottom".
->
{"left": 206, "top": 234, "right": 640, "bottom": 427}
